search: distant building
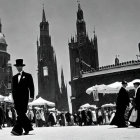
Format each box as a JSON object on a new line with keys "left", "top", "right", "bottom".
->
{"left": 37, "top": 7, "right": 69, "bottom": 111}
{"left": 0, "top": 19, "right": 12, "bottom": 96}
{"left": 69, "top": 3, "right": 140, "bottom": 113}
{"left": 69, "top": 3, "right": 99, "bottom": 80}
{"left": 57, "top": 68, "right": 69, "bottom": 112}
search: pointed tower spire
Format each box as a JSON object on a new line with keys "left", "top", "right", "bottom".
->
{"left": 77, "top": 0, "right": 81, "bottom": 10}
{"left": 93, "top": 27, "right": 97, "bottom": 39}
{"left": 42, "top": 4, "right": 46, "bottom": 22}
{"left": 0, "top": 18, "right": 2, "bottom": 33}
{"left": 37, "top": 36, "right": 39, "bottom": 49}
{"left": 61, "top": 67, "right": 65, "bottom": 89}
{"left": 77, "top": 0, "right": 83, "bottom": 20}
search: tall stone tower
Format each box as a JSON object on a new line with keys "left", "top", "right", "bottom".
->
{"left": 57, "top": 68, "right": 69, "bottom": 111}
{"left": 37, "top": 8, "right": 60, "bottom": 104}
{"left": 68, "top": 3, "right": 99, "bottom": 112}
{"left": 69, "top": 3, "right": 99, "bottom": 80}
{"left": 0, "top": 19, "right": 12, "bottom": 96}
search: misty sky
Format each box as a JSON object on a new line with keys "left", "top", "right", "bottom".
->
{"left": 0, "top": 0, "right": 140, "bottom": 110}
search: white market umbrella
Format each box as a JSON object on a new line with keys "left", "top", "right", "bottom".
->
{"left": 4, "top": 93, "right": 14, "bottom": 103}
{"left": 48, "top": 107, "right": 56, "bottom": 112}
{"left": 86, "top": 84, "right": 107, "bottom": 94}
{"left": 86, "top": 84, "right": 118, "bottom": 94}
{"left": 89, "top": 105, "right": 97, "bottom": 109}
{"left": 0, "top": 95, "right": 4, "bottom": 102}
{"left": 101, "top": 82, "right": 122, "bottom": 94}
{"left": 101, "top": 103, "right": 116, "bottom": 108}
{"left": 107, "top": 82, "right": 122, "bottom": 89}
{"left": 127, "top": 79, "right": 140, "bottom": 90}
{"left": 80, "top": 103, "right": 91, "bottom": 109}
{"left": 80, "top": 103, "right": 97, "bottom": 109}
{"left": 29, "top": 97, "right": 55, "bottom": 107}
{"left": 34, "top": 106, "right": 42, "bottom": 110}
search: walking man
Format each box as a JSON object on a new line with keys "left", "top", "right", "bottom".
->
{"left": 110, "top": 80, "right": 130, "bottom": 127}
{"left": 133, "top": 82, "right": 140, "bottom": 128}
{"left": 11, "top": 59, "right": 34, "bottom": 135}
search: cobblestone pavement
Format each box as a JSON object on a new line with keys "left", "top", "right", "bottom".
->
{"left": 0, "top": 125, "right": 140, "bottom": 140}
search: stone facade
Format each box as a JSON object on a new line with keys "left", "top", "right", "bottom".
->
{"left": 68, "top": 3, "right": 140, "bottom": 113}
{"left": 37, "top": 8, "right": 60, "bottom": 104}
{"left": 37, "top": 8, "right": 69, "bottom": 111}
{"left": 0, "top": 20, "right": 12, "bottom": 96}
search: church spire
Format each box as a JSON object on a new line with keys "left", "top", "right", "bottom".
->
{"left": 0, "top": 18, "right": 2, "bottom": 33}
{"left": 93, "top": 27, "right": 97, "bottom": 39}
{"left": 42, "top": 4, "right": 46, "bottom": 22}
{"left": 77, "top": 0, "right": 84, "bottom": 20}
{"left": 77, "top": 0, "right": 81, "bottom": 10}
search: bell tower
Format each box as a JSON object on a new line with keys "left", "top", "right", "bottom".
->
{"left": 37, "top": 6, "right": 60, "bottom": 104}
{"left": 0, "top": 19, "right": 12, "bottom": 96}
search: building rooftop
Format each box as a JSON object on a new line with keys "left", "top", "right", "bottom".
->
{"left": 73, "top": 59, "right": 140, "bottom": 80}
{"left": 0, "top": 33, "right": 6, "bottom": 44}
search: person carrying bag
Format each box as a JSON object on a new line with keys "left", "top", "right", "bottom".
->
{"left": 129, "top": 107, "right": 137, "bottom": 123}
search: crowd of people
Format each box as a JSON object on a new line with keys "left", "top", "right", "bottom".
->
{"left": 0, "top": 80, "right": 140, "bottom": 131}
{"left": 0, "top": 103, "right": 116, "bottom": 129}
{"left": 110, "top": 80, "right": 140, "bottom": 128}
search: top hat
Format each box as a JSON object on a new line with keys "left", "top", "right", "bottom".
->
{"left": 121, "top": 80, "right": 127, "bottom": 85}
{"left": 14, "top": 59, "right": 25, "bottom": 67}
{"left": 133, "top": 82, "right": 140, "bottom": 85}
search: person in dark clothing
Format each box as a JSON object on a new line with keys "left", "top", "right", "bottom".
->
{"left": 11, "top": 59, "right": 34, "bottom": 135}
{"left": 132, "top": 82, "right": 140, "bottom": 128}
{"left": 110, "top": 80, "right": 130, "bottom": 127}
{"left": 81, "top": 110, "right": 87, "bottom": 126}
{"left": 87, "top": 109, "right": 93, "bottom": 125}
{"left": 65, "top": 112, "right": 71, "bottom": 126}
{"left": 0, "top": 104, "right": 4, "bottom": 129}
{"left": 48, "top": 112, "right": 55, "bottom": 126}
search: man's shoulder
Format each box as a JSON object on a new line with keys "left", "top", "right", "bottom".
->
{"left": 137, "top": 87, "right": 140, "bottom": 92}
{"left": 23, "top": 72, "right": 31, "bottom": 76}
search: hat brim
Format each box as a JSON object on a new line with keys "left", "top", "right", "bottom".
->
{"left": 14, "top": 64, "right": 25, "bottom": 67}
{"left": 133, "top": 82, "right": 140, "bottom": 85}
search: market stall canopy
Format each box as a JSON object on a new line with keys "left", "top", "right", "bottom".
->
{"left": 4, "top": 93, "right": 14, "bottom": 103}
{"left": 0, "top": 95, "right": 4, "bottom": 102}
{"left": 28, "top": 97, "right": 55, "bottom": 107}
{"left": 48, "top": 107, "right": 56, "bottom": 112}
{"left": 86, "top": 79, "right": 140, "bottom": 95}
{"left": 86, "top": 84, "right": 106, "bottom": 94}
{"left": 127, "top": 79, "right": 140, "bottom": 90}
{"left": 80, "top": 103, "right": 97, "bottom": 110}
{"left": 86, "top": 83, "right": 120, "bottom": 94}
{"left": 101, "top": 103, "right": 116, "bottom": 108}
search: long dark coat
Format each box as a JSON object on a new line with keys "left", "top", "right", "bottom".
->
{"left": 12, "top": 71, "right": 34, "bottom": 114}
{"left": 135, "top": 87, "right": 140, "bottom": 125}
{"left": 110, "top": 87, "right": 130, "bottom": 127}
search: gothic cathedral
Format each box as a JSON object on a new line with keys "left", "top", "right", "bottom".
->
{"left": 0, "top": 19, "right": 12, "bottom": 96}
{"left": 37, "top": 8, "right": 69, "bottom": 111}
{"left": 69, "top": 3, "right": 99, "bottom": 80}
{"left": 37, "top": 8, "right": 60, "bottom": 105}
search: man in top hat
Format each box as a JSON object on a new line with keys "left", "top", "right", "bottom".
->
{"left": 110, "top": 80, "right": 130, "bottom": 127}
{"left": 133, "top": 81, "right": 140, "bottom": 128}
{"left": 11, "top": 59, "right": 34, "bottom": 135}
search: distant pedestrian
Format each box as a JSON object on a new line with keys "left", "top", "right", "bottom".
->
{"left": 110, "top": 80, "right": 130, "bottom": 127}
{"left": 0, "top": 104, "right": 4, "bottom": 129}
{"left": 11, "top": 59, "right": 34, "bottom": 135}
{"left": 131, "top": 82, "right": 140, "bottom": 128}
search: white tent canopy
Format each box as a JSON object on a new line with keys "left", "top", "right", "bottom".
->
{"left": 86, "top": 83, "right": 120, "bottom": 94}
{"left": 101, "top": 103, "right": 116, "bottom": 108}
{"left": 86, "top": 79, "right": 140, "bottom": 95}
{"left": 127, "top": 79, "right": 140, "bottom": 90}
{"left": 4, "top": 93, "right": 14, "bottom": 103}
{"left": 28, "top": 97, "right": 55, "bottom": 107}
{"left": 80, "top": 103, "right": 97, "bottom": 110}
{"left": 0, "top": 95, "right": 4, "bottom": 102}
